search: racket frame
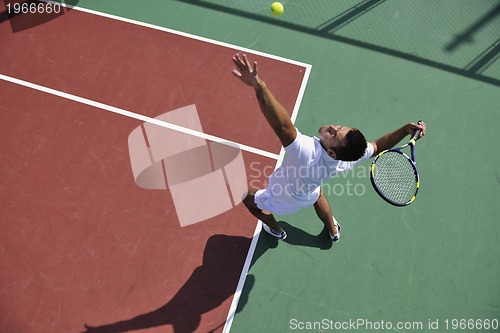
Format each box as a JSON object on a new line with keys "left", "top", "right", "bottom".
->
{"left": 370, "top": 129, "right": 421, "bottom": 206}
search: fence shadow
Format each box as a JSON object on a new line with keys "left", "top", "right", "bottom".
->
{"left": 1, "top": 0, "right": 79, "bottom": 32}
{"left": 175, "top": 0, "right": 500, "bottom": 87}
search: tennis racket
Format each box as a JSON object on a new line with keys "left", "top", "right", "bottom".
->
{"left": 370, "top": 124, "right": 422, "bottom": 206}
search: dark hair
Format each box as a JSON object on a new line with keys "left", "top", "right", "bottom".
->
{"left": 334, "top": 128, "right": 367, "bottom": 161}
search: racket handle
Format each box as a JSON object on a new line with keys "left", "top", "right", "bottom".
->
{"left": 411, "top": 120, "right": 423, "bottom": 141}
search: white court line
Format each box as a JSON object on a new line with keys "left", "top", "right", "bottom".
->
{"left": 7, "top": 3, "right": 313, "bottom": 332}
{"left": 223, "top": 54, "right": 311, "bottom": 333}
{"left": 42, "top": 0, "right": 311, "bottom": 68}
{"left": 0, "top": 74, "right": 280, "bottom": 160}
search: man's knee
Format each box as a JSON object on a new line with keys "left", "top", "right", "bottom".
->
{"left": 314, "top": 190, "right": 325, "bottom": 206}
{"left": 243, "top": 190, "right": 256, "bottom": 208}
{"left": 243, "top": 190, "right": 272, "bottom": 215}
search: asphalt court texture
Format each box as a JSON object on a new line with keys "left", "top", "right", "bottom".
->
{"left": 1, "top": 1, "right": 499, "bottom": 333}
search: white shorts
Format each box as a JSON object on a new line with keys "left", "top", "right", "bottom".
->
{"left": 254, "top": 185, "right": 321, "bottom": 216}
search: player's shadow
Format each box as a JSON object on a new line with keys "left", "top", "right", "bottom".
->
{"left": 82, "top": 234, "right": 270, "bottom": 333}
{"left": 279, "top": 221, "right": 333, "bottom": 250}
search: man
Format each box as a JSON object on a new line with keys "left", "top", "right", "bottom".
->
{"left": 232, "top": 54, "right": 426, "bottom": 242}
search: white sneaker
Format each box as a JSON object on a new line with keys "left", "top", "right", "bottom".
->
{"left": 261, "top": 224, "right": 287, "bottom": 240}
{"left": 329, "top": 217, "right": 341, "bottom": 243}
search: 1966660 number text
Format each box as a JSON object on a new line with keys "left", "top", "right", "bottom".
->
{"left": 6, "top": 2, "right": 61, "bottom": 14}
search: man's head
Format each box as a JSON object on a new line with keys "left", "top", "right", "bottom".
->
{"left": 318, "top": 125, "right": 367, "bottom": 161}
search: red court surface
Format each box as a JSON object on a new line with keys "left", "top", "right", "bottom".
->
{"left": 0, "top": 4, "right": 308, "bottom": 333}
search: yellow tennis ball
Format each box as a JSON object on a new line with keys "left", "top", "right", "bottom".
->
{"left": 270, "top": 2, "right": 284, "bottom": 16}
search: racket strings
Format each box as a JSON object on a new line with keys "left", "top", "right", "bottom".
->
{"left": 372, "top": 151, "right": 417, "bottom": 205}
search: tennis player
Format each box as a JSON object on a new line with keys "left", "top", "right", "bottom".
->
{"left": 232, "top": 54, "right": 426, "bottom": 242}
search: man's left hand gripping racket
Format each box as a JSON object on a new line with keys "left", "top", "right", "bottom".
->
{"left": 370, "top": 122, "right": 423, "bottom": 206}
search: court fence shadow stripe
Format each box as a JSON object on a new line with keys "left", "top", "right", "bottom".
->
{"left": 175, "top": 0, "right": 500, "bottom": 87}
{"left": 444, "top": 3, "right": 500, "bottom": 52}
{"left": 465, "top": 38, "right": 500, "bottom": 74}
{"left": 317, "top": 0, "right": 386, "bottom": 33}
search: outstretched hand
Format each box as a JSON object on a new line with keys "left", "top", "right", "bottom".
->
{"left": 232, "top": 53, "right": 263, "bottom": 89}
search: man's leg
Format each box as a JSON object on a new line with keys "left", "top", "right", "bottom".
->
{"left": 243, "top": 190, "right": 284, "bottom": 234}
{"left": 313, "top": 189, "right": 339, "bottom": 237}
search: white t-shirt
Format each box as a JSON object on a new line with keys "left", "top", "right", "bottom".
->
{"left": 261, "top": 128, "right": 374, "bottom": 213}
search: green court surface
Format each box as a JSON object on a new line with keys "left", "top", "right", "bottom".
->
{"left": 14, "top": 1, "right": 500, "bottom": 332}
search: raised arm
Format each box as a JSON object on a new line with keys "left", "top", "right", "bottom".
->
{"left": 370, "top": 121, "right": 426, "bottom": 156}
{"left": 232, "top": 53, "right": 296, "bottom": 147}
